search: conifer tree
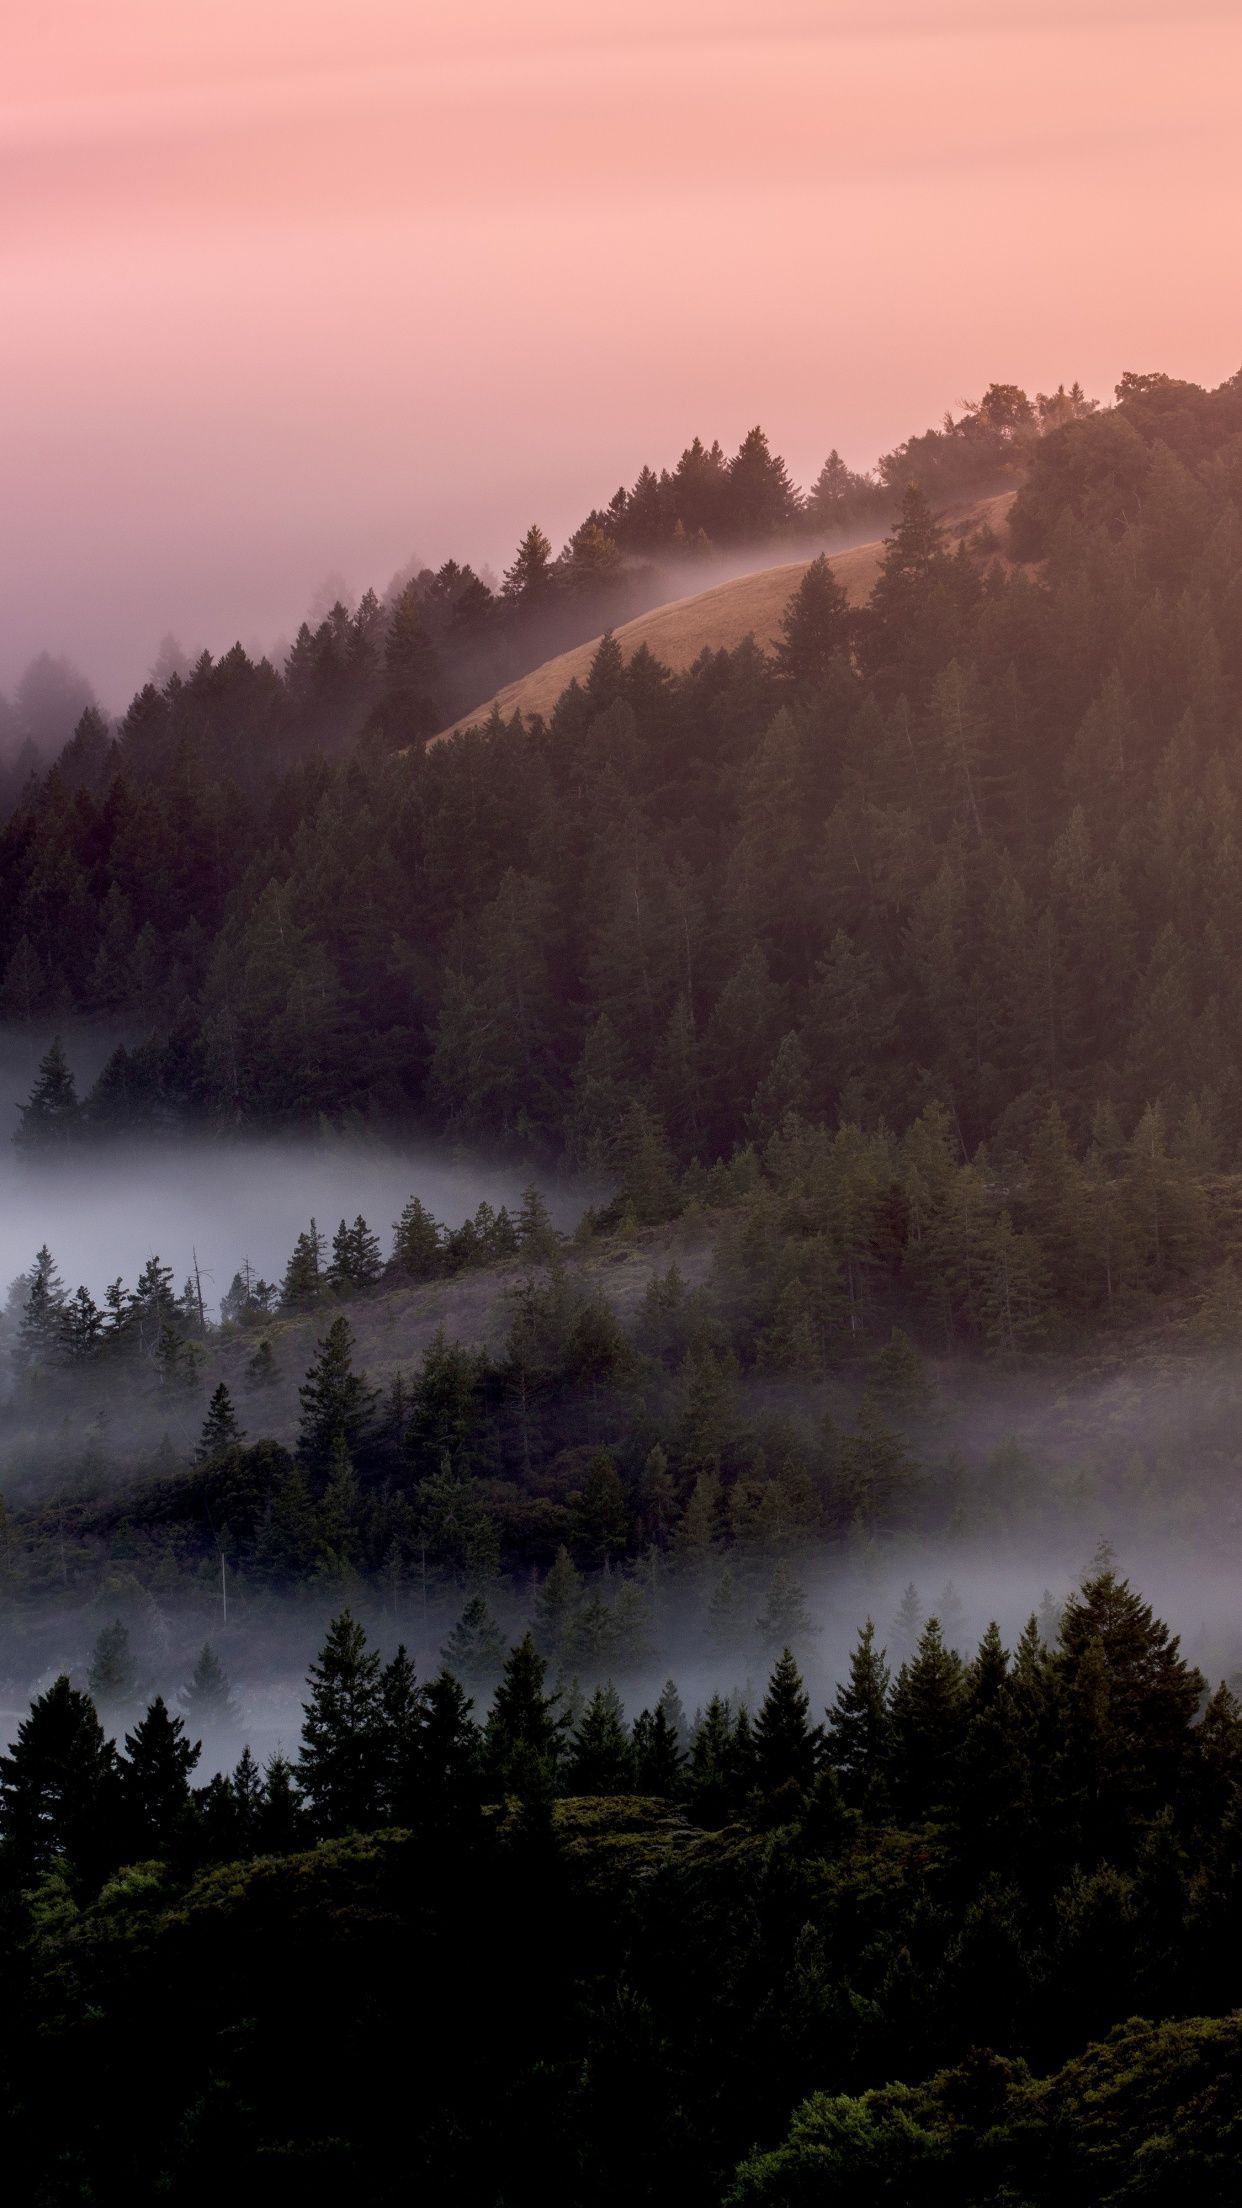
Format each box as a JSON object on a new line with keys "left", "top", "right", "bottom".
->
{"left": 573, "top": 1451, "right": 629, "bottom": 1566}
{"left": 391, "top": 1194, "right": 443, "bottom": 1279}
{"left": 329, "top": 1215, "right": 384, "bottom": 1293}
{"left": 180, "top": 1643, "right": 238, "bottom": 1730}
{"left": 260, "top": 1750, "right": 303, "bottom": 1851}
{"left": 281, "top": 1219, "right": 326, "bottom": 1309}
{"left": 17, "top": 1246, "right": 66, "bottom": 1372}
{"left": 516, "top": 1182, "right": 559, "bottom": 1260}
{"left": 297, "top": 1610, "right": 385, "bottom": 1833}
{"left": 417, "top": 1671, "right": 486, "bottom": 1837}
{"left": 534, "top": 1546, "right": 583, "bottom": 1660}
{"left": 754, "top": 1648, "right": 824, "bottom": 1795}
{"left": 826, "top": 1619, "right": 893, "bottom": 1809}
{"left": 631, "top": 1700, "right": 685, "bottom": 1796}
{"left": 891, "top": 1581, "right": 924, "bottom": 1658}
{"left": 1056, "top": 1566, "right": 1205, "bottom": 1843}
{"left": 196, "top": 1382, "right": 244, "bottom": 1463}
{"left": 635, "top": 1446, "right": 677, "bottom": 1552}
{"left": 657, "top": 1677, "right": 689, "bottom": 1749}
{"left": 442, "top": 1593, "right": 507, "bottom": 1689}
{"left": 889, "top": 1617, "right": 968, "bottom": 1817}
{"left": 381, "top": 583, "right": 441, "bottom": 742}
{"left": 231, "top": 1743, "right": 264, "bottom": 1850}
{"left": 775, "top": 554, "right": 852, "bottom": 687}
{"left": 89, "top": 1619, "right": 136, "bottom": 1712}
{"left": 756, "top": 1560, "right": 816, "bottom": 1652}
{"left": 705, "top": 1563, "right": 750, "bottom": 1654}
{"left": 377, "top": 1643, "right": 423, "bottom": 1824}
{"left": 121, "top": 1695, "right": 201, "bottom": 1855}
{"left": 502, "top": 523, "right": 554, "bottom": 604}
{"left": 318, "top": 1433, "right": 363, "bottom": 1573}
{"left": 687, "top": 1695, "right": 738, "bottom": 1826}
{"left": 567, "top": 1683, "right": 634, "bottom": 1795}
{"left": 14, "top": 1038, "right": 80, "bottom": 1149}
{"left": 484, "top": 1631, "right": 565, "bottom": 1794}
{"left": 0, "top": 1674, "right": 117, "bottom": 1878}
{"left": 297, "top": 1317, "right": 376, "bottom": 1480}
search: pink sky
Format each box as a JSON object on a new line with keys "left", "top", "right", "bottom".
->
{"left": 3, "top": 0, "right": 1239, "bottom": 702}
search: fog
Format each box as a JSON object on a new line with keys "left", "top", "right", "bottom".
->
{"left": 7, "top": 3, "right": 1240, "bottom": 704}
{"left": 4, "top": 1527, "right": 1241, "bottom": 1783}
{"left": 0, "top": 1025, "right": 584, "bottom": 1320}
{"left": 0, "top": 1133, "right": 579, "bottom": 1323}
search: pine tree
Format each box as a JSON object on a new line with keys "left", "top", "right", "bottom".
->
{"left": 196, "top": 1382, "right": 244, "bottom": 1463}
{"left": 417, "top": 1671, "right": 485, "bottom": 1837}
{"left": 14, "top": 1038, "right": 81, "bottom": 1149}
{"left": 573, "top": 1451, "right": 629, "bottom": 1567}
{"left": 260, "top": 1750, "right": 303, "bottom": 1851}
{"left": 180, "top": 1643, "right": 238, "bottom": 1730}
{"left": 891, "top": 1581, "right": 924, "bottom": 1659}
{"left": 231, "top": 1743, "right": 264, "bottom": 1850}
{"left": 754, "top": 1648, "right": 824, "bottom": 1796}
{"left": 121, "top": 1695, "right": 201, "bottom": 1855}
{"left": 863, "top": 482, "right": 956, "bottom": 700}
{"left": 567, "top": 1683, "right": 634, "bottom": 1795}
{"left": 442, "top": 1593, "right": 507, "bottom": 1689}
{"left": 775, "top": 554, "right": 852, "bottom": 687}
{"left": 633, "top": 1451, "right": 675, "bottom": 1558}
{"left": 297, "top": 1610, "right": 385, "bottom": 1834}
{"left": 297, "top": 1317, "right": 376, "bottom": 1480}
{"left": 826, "top": 1619, "right": 893, "bottom": 1809}
{"left": 17, "top": 1247, "right": 66, "bottom": 1372}
{"left": 318, "top": 1433, "right": 362, "bottom": 1574}
{"left": 502, "top": 523, "right": 554, "bottom": 604}
{"left": 195, "top": 1771, "right": 239, "bottom": 1860}
{"left": 756, "top": 1560, "right": 816, "bottom": 1652}
{"left": 889, "top": 1617, "right": 967, "bottom": 1818}
{"left": 687, "top": 1695, "right": 739, "bottom": 1826}
{"left": 725, "top": 425, "right": 802, "bottom": 539}
{"left": 377, "top": 1643, "right": 423, "bottom": 1824}
{"left": 704, "top": 1563, "right": 750, "bottom": 1655}
{"left": 657, "top": 1678, "right": 688, "bottom": 1749}
{"left": 381, "top": 583, "right": 441, "bottom": 742}
{"left": 0, "top": 1674, "right": 118, "bottom": 1878}
{"left": 866, "top": 1328, "right": 932, "bottom": 1423}
{"left": 329, "top": 1214, "right": 385, "bottom": 1293}
{"left": 89, "top": 1619, "right": 136, "bottom": 1712}
{"left": 516, "top": 1182, "right": 559, "bottom": 1261}
{"left": 391, "top": 1194, "right": 443, "bottom": 1279}
{"left": 1057, "top": 1566, "right": 1205, "bottom": 1844}
{"left": 484, "top": 1632, "right": 565, "bottom": 1794}
{"left": 631, "top": 1700, "right": 685, "bottom": 1796}
{"left": 534, "top": 1546, "right": 583, "bottom": 1660}
{"left": 281, "top": 1219, "right": 326, "bottom": 1309}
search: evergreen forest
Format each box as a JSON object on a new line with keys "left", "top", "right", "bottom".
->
{"left": 5, "top": 366, "right": 1242, "bottom": 2201}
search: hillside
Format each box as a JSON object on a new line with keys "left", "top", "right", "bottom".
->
{"left": 431, "top": 489, "right": 1017, "bottom": 741}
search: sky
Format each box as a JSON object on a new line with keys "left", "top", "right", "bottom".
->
{"left": 3, "top": 0, "right": 1240, "bottom": 705}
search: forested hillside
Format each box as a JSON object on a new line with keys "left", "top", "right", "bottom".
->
{"left": 2, "top": 1568, "right": 1241, "bottom": 2204}
{"left": 6, "top": 367, "right": 1242, "bottom": 2206}
{"left": 2, "top": 369, "right": 1239, "bottom": 1182}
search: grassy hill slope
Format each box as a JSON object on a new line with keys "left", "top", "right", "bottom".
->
{"left": 432, "top": 490, "right": 1016, "bottom": 742}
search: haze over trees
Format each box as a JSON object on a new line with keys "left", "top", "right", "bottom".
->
{"left": 5, "top": 364, "right": 1242, "bottom": 2200}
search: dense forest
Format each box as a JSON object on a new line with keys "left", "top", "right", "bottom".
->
{"left": 2, "top": 1565, "right": 1241, "bottom": 2202}
{"left": 6, "top": 364, "right": 1242, "bottom": 2202}
{"left": 0, "top": 369, "right": 1238, "bottom": 1182}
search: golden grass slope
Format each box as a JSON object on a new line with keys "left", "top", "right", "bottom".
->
{"left": 432, "top": 490, "right": 1016, "bottom": 745}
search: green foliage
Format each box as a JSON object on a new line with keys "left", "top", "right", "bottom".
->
{"left": 297, "top": 1610, "right": 385, "bottom": 1834}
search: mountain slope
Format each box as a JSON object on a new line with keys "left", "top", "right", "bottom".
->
{"left": 432, "top": 490, "right": 1016, "bottom": 742}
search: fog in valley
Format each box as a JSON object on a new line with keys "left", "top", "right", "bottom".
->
{"left": 0, "top": 1025, "right": 582, "bottom": 1320}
